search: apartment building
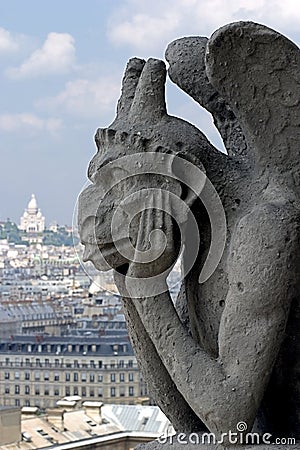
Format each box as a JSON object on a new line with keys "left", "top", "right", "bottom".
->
{"left": 0, "top": 335, "right": 148, "bottom": 409}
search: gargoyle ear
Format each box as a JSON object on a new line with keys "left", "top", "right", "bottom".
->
{"left": 113, "top": 58, "right": 146, "bottom": 124}
{"left": 171, "top": 150, "right": 206, "bottom": 208}
{"left": 129, "top": 58, "right": 167, "bottom": 120}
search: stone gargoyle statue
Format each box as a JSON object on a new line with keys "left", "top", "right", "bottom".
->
{"left": 78, "top": 21, "right": 300, "bottom": 447}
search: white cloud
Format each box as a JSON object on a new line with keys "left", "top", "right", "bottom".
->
{"left": 0, "top": 28, "right": 21, "bottom": 54}
{"left": 7, "top": 32, "right": 76, "bottom": 78}
{"left": 109, "top": 12, "right": 180, "bottom": 52}
{"left": 108, "top": 0, "right": 300, "bottom": 53}
{"left": 0, "top": 113, "right": 62, "bottom": 135}
{"left": 37, "top": 77, "right": 121, "bottom": 120}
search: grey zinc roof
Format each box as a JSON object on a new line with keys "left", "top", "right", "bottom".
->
{"left": 0, "top": 334, "right": 135, "bottom": 357}
{"left": 0, "top": 305, "right": 17, "bottom": 322}
{"left": 3, "top": 303, "right": 56, "bottom": 321}
{"left": 109, "top": 404, "right": 169, "bottom": 433}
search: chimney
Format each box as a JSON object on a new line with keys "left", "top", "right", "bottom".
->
{"left": 56, "top": 395, "right": 82, "bottom": 411}
{"left": 45, "top": 408, "right": 65, "bottom": 432}
{"left": 21, "top": 406, "right": 39, "bottom": 417}
{"left": 83, "top": 401, "right": 103, "bottom": 425}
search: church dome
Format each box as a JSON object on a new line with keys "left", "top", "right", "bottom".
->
{"left": 19, "top": 193, "right": 45, "bottom": 234}
{"left": 27, "top": 194, "right": 38, "bottom": 213}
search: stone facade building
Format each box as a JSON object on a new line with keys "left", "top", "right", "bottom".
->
{"left": 0, "top": 335, "right": 147, "bottom": 409}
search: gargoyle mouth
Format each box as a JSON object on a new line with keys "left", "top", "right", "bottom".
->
{"left": 82, "top": 242, "right": 115, "bottom": 263}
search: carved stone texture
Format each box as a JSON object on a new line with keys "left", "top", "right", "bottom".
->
{"left": 78, "top": 21, "right": 300, "bottom": 448}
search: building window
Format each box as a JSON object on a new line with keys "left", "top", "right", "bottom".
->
{"left": 98, "top": 374, "right": 103, "bottom": 383}
{"left": 90, "top": 389, "right": 95, "bottom": 397}
{"left": 25, "top": 385, "right": 30, "bottom": 395}
{"left": 129, "top": 386, "right": 134, "bottom": 396}
{"left": 90, "top": 360, "right": 95, "bottom": 368}
{"left": 5, "top": 386, "right": 10, "bottom": 394}
{"left": 129, "top": 373, "right": 134, "bottom": 382}
{"left": 45, "top": 359, "right": 50, "bottom": 367}
{"left": 15, "top": 385, "right": 20, "bottom": 394}
{"left": 66, "top": 360, "right": 72, "bottom": 368}
{"left": 74, "top": 360, "right": 79, "bottom": 368}
{"left": 54, "top": 373, "right": 59, "bottom": 381}
{"left": 4, "top": 372, "right": 9, "bottom": 380}
{"left": 118, "top": 360, "right": 124, "bottom": 368}
{"left": 98, "top": 387, "right": 103, "bottom": 397}
{"left": 120, "top": 373, "right": 125, "bottom": 382}
{"left": 98, "top": 361, "right": 102, "bottom": 369}
{"left": 65, "top": 387, "right": 70, "bottom": 396}
{"left": 128, "top": 360, "right": 133, "bottom": 368}
{"left": 15, "top": 399, "right": 20, "bottom": 406}
{"left": 82, "top": 387, "right": 86, "bottom": 397}
{"left": 74, "top": 387, "right": 78, "bottom": 396}
{"left": 15, "top": 371, "right": 20, "bottom": 380}
{"left": 44, "top": 371, "right": 49, "bottom": 381}
{"left": 25, "top": 372, "right": 30, "bottom": 380}
{"left": 65, "top": 373, "right": 70, "bottom": 382}
{"left": 35, "top": 387, "right": 40, "bottom": 395}
{"left": 15, "top": 358, "right": 20, "bottom": 367}
{"left": 54, "top": 388, "right": 59, "bottom": 396}
{"left": 111, "top": 387, "right": 116, "bottom": 397}
{"left": 44, "top": 386, "right": 49, "bottom": 396}
{"left": 55, "top": 359, "right": 60, "bottom": 367}
{"left": 74, "top": 373, "right": 78, "bottom": 382}
{"left": 120, "top": 386, "right": 125, "bottom": 397}
{"left": 111, "top": 373, "right": 116, "bottom": 382}
{"left": 90, "top": 373, "right": 95, "bottom": 382}
{"left": 25, "top": 400, "right": 30, "bottom": 407}
{"left": 110, "top": 360, "right": 115, "bottom": 368}
{"left": 81, "top": 373, "right": 87, "bottom": 382}
{"left": 25, "top": 358, "right": 30, "bottom": 367}
{"left": 36, "top": 358, "right": 41, "bottom": 367}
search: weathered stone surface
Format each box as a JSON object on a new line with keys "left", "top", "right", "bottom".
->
{"left": 78, "top": 21, "right": 300, "bottom": 447}
{"left": 165, "top": 36, "right": 249, "bottom": 160}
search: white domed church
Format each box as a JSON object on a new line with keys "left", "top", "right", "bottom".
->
{"left": 19, "top": 194, "right": 45, "bottom": 234}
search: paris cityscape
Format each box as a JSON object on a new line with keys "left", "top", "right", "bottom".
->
{"left": 1, "top": 2, "right": 299, "bottom": 449}
{"left": 0, "top": 194, "right": 179, "bottom": 448}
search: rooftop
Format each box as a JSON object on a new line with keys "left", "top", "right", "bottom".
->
{"left": 0, "top": 334, "right": 134, "bottom": 358}
{"left": 0, "top": 403, "right": 173, "bottom": 449}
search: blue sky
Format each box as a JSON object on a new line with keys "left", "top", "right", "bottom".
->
{"left": 1, "top": 0, "right": 299, "bottom": 225}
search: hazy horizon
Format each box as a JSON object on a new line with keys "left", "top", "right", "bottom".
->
{"left": 1, "top": 1, "right": 299, "bottom": 224}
